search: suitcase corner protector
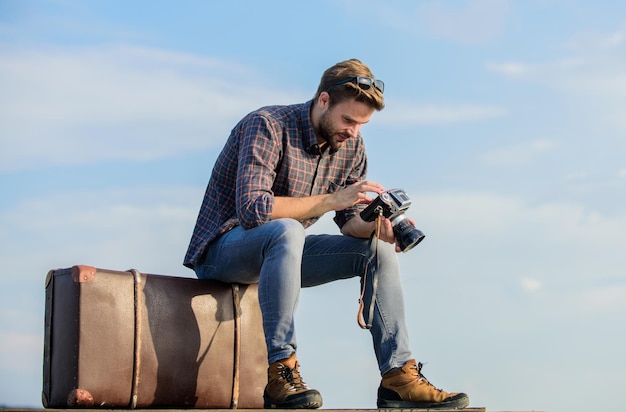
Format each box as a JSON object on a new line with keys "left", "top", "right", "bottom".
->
{"left": 71, "top": 265, "right": 98, "bottom": 283}
{"left": 45, "top": 270, "right": 55, "bottom": 288}
{"left": 67, "top": 388, "right": 95, "bottom": 407}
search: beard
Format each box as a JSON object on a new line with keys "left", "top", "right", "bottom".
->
{"left": 316, "top": 109, "right": 351, "bottom": 151}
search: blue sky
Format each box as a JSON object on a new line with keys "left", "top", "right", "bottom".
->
{"left": 1, "top": 1, "right": 626, "bottom": 411}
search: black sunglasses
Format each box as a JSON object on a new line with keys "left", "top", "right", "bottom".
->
{"left": 327, "top": 76, "right": 384, "bottom": 94}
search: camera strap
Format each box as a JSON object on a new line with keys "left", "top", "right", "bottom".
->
{"left": 357, "top": 213, "right": 383, "bottom": 329}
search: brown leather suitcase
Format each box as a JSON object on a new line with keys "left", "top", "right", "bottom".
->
{"left": 42, "top": 265, "right": 268, "bottom": 409}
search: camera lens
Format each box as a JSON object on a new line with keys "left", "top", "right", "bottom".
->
{"left": 392, "top": 217, "right": 425, "bottom": 252}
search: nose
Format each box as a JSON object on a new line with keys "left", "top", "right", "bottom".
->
{"left": 347, "top": 123, "right": 360, "bottom": 138}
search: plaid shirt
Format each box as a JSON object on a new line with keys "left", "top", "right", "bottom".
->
{"left": 184, "top": 100, "right": 368, "bottom": 269}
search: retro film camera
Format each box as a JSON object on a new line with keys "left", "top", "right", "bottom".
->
{"left": 360, "top": 188, "right": 425, "bottom": 252}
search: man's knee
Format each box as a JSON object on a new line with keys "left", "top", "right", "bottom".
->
{"left": 373, "top": 241, "right": 400, "bottom": 270}
{"left": 266, "top": 218, "right": 306, "bottom": 246}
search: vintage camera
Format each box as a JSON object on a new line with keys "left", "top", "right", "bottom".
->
{"left": 360, "top": 188, "right": 425, "bottom": 252}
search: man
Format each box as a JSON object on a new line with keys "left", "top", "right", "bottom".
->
{"left": 184, "top": 59, "right": 469, "bottom": 409}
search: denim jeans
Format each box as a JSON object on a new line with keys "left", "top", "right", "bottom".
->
{"left": 194, "top": 218, "right": 412, "bottom": 375}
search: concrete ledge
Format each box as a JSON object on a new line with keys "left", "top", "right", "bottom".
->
{"left": 1, "top": 407, "right": 549, "bottom": 412}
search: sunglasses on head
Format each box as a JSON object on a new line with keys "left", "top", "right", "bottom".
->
{"left": 327, "top": 76, "right": 384, "bottom": 94}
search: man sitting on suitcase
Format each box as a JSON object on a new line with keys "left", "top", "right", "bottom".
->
{"left": 184, "top": 59, "right": 469, "bottom": 410}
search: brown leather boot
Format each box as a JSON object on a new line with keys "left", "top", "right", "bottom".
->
{"left": 377, "top": 359, "right": 469, "bottom": 409}
{"left": 263, "top": 354, "right": 322, "bottom": 409}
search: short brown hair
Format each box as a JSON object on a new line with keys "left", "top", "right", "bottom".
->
{"left": 314, "top": 59, "right": 385, "bottom": 111}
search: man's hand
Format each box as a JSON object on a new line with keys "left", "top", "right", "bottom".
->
{"left": 375, "top": 216, "right": 419, "bottom": 253}
{"left": 272, "top": 180, "right": 384, "bottom": 222}
{"left": 330, "top": 180, "right": 385, "bottom": 211}
{"left": 337, "top": 181, "right": 419, "bottom": 253}
{"left": 337, "top": 180, "right": 398, "bottom": 248}
{"left": 375, "top": 216, "right": 396, "bottom": 244}
{"left": 342, "top": 213, "right": 402, "bottom": 249}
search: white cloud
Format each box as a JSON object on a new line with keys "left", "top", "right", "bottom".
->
{"left": 521, "top": 276, "right": 543, "bottom": 292}
{"left": 404, "top": 191, "right": 626, "bottom": 287}
{"left": 0, "top": 45, "right": 301, "bottom": 172}
{"left": 580, "top": 284, "right": 626, "bottom": 312}
{"left": 0, "top": 185, "right": 202, "bottom": 278}
{"left": 487, "top": 24, "right": 626, "bottom": 100}
{"left": 413, "top": 0, "right": 511, "bottom": 44}
{"left": 568, "top": 22, "right": 626, "bottom": 51}
{"left": 485, "top": 61, "right": 533, "bottom": 77}
{"left": 379, "top": 99, "right": 507, "bottom": 125}
{"left": 0, "top": 332, "right": 42, "bottom": 373}
{"left": 566, "top": 171, "right": 590, "bottom": 181}
{"left": 480, "top": 139, "right": 559, "bottom": 167}
{"left": 373, "top": 0, "right": 511, "bottom": 44}
{"left": 486, "top": 24, "right": 626, "bottom": 143}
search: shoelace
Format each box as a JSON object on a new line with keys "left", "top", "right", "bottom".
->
{"left": 277, "top": 364, "right": 309, "bottom": 392}
{"left": 410, "top": 362, "right": 443, "bottom": 392}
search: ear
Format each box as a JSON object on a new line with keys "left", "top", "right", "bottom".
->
{"left": 317, "top": 91, "right": 330, "bottom": 110}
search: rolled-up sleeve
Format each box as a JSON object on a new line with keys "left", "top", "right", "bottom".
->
{"left": 235, "top": 114, "right": 282, "bottom": 229}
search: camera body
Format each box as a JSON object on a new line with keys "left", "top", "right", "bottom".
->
{"left": 360, "top": 188, "right": 425, "bottom": 252}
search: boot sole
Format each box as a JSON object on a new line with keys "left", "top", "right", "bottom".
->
{"left": 264, "top": 390, "right": 323, "bottom": 409}
{"left": 378, "top": 392, "right": 470, "bottom": 409}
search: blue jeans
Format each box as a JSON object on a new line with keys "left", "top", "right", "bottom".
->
{"left": 194, "top": 218, "right": 412, "bottom": 375}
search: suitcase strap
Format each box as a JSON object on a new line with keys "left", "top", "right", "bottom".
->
{"left": 128, "top": 269, "right": 143, "bottom": 409}
{"left": 231, "top": 283, "right": 242, "bottom": 409}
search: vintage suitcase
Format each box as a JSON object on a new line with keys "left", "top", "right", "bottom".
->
{"left": 42, "top": 265, "right": 268, "bottom": 409}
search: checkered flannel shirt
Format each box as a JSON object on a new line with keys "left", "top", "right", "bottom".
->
{"left": 184, "top": 100, "right": 368, "bottom": 269}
